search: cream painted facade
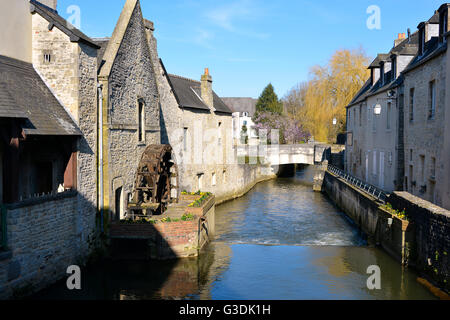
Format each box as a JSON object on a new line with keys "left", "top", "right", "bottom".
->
{"left": 0, "top": 0, "right": 32, "bottom": 62}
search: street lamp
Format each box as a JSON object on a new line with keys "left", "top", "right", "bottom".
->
{"left": 333, "top": 118, "right": 337, "bottom": 125}
{"left": 374, "top": 104, "right": 382, "bottom": 115}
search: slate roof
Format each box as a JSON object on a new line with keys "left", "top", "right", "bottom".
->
{"left": 403, "top": 37, "right": 446, "bottom": 73}
{"left": 167, "top": 74, "right": 233, "bottom": 114}
{"left": 0, "top": 55, "right": 81, "bottom": 136}
{"left": 30, "top": 0, "right": 100, "bottom": 49}
{"left": 92, "top": 38, "right": 110, "bottom": 72}
{"left": 348, "top": 32, "right": 420, "bottom": 107}
{"left": 221, "top": 97, "right": 257, "bottom": 116}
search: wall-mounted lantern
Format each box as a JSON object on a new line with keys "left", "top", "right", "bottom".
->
{"left": 374, "top": 104, "right": 382, "bottom": 115}
{"left": 387, "top": 217, "right": 393, "bottom": 227}
{"left": 333, "top": 118, "right": 337, "bottom": 125}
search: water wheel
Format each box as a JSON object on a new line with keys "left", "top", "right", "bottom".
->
{"left": 132, "top": 145, "right": 178, "bottom": 215}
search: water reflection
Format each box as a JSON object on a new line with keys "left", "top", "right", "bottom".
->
{"left": 33, "top": 170, "right": 436, "bottom": 300}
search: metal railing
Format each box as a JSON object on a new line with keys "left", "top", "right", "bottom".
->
{"left": 327, "top": 164, "right": 389, "bottom": 203}
{"left": 0, "top": 204, "right": 6, "bottom": 250}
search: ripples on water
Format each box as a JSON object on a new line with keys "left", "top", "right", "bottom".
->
{"left": 33, "top": 169, "right": 436, "bottom": 300}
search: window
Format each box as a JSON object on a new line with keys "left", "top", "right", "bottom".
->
{"left": 197, "top": 173, "right": 204, "bottom": 190}
{"left": 183, "top": 127, "right": 188, "bottom": 151}
{"left": 392, "top": 57, "right": 397, "bottom": 79}
{"left": 372, "top": 106, "right": 377, "bottom": 131}
{"left": 359, "top": 104, "right": 362, "bottom": 127}
{"left": 373, "top": 151, "right": 377, "bottom": 175}
{"left": 441, "top": 10, "right": 448, "bottom": 43}
{"left": 431, "top": 157, "right": 436, "bottom": 179}
{"left": 410, "top": 149, "right": 413, "bottom": 162}
{"left": 419, "top": 28, "right": 425, "bottom": 55}
{"left": 429, "top": 81, "right": 436, "bottom": 119}
{"left": 387, "top": 102, "right": 391, "bottom": 130}
{"left": 380, "top": 63, "right": 385, "bottom": 85}
{"left": 43, "top": 53, "right": 52, "bottom": 64}
{"left": 409, "top": 165, "right": 414, "bottom": 190}
{"left": 138, "top": 100, "right": 145, "bottom": 142}
{"left": 212, "top": 172, "right": 216, "bottom": 186}
{"left": 409, "top": 88, "right": 415, "bottom": 122}
{"left": 420, "top": 155, "right": 425, "bottom": 183}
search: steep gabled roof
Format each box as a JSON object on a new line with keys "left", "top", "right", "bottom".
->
{"left": 98, "top": 0, "right": 139, "bottom": 78}
{"left": 167, "top": 74, "right": 233, "bottom": 114}
{"left": 30, "top": 0, "right": 100, "bottom": 49}
{"left": 167, "top": 74, "right": 211, "bottom": 112}
{"left": 0, "top": 55, "right": 81, "bottom": 136}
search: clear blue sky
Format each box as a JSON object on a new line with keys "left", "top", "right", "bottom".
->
{"left": 58, "top": 0, "right": 444, "bottom": 98}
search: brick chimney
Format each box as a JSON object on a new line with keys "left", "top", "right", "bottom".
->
{"left": 394, "top": 33, "right": 406, "bottom": 47}
{"left": 201, "top": 68, "right": 213, "bottom": 108}
{"left": 38, "top": 0, "right": 57, "bottom": 10}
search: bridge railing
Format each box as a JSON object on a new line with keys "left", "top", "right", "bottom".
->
{"left": 327, "top": 164, "right": 388, "bottom": 203}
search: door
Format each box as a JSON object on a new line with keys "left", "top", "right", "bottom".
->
{"left": 115, "top": 187, "right": 125, "bottom": 220}
{"left": 379, "top": 152, "right": 385, "bottom": 189}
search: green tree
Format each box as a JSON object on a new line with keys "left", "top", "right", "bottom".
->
{"left": 255, "top": 83, "right": 283, "bottom": 117}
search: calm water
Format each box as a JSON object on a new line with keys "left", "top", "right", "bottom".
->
{"left": 34, "top": 169, "right": 435, "bottom": 300}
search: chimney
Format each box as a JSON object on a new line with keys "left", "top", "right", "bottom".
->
{"left": 394, "top": 33, "right": 406, "bottom": 47}
{"left": 201, "top": 68, "right": 213, "bottom": 108}
{"left": 38, "top": 0, "right": 57, "bottom": 10}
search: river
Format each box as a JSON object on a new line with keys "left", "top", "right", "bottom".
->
{"left": 33, "top": 168, "right": 435, "bottom": 300}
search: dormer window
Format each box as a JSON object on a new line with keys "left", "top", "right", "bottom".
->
{"left": 440, "top": 10, "right": 448, "bottom": 43}
{"left": 380, "top": 63, "right": 385, "bottom": 85}
{"left": 391, "top": 57, "right": 397, "bottom": 79}
{"left": 419, "top": 27, "right": 425, "bottom": 55}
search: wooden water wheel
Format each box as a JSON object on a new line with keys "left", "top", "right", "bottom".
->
{"left": 131, "top": 145, "right": 178, "bottom": 216}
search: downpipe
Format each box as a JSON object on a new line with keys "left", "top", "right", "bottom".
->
{"left": 97, "top": 83, "right": 104, "bottom": 233}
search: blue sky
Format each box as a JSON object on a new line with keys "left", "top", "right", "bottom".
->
{"left": 58, "top": 0, "right": 445, "bottom": 98}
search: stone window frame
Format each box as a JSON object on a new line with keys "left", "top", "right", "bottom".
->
{"left": 42, "top": 50, "right": 53, "bottom": 64}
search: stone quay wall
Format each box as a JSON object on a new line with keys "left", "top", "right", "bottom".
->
{"left": 109, "top": 196, "right": 215, "bottom": 260}
{"left": 322, "top": 171, "right": 450, "bottom": 294}
{"left": 0, "top": 191, "right": 97, "bottom": 299}
{"left": 389, "top": 192, "right": 450, "bottom": 293}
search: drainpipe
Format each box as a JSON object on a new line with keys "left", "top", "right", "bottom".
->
{"left": 97, "top": 83, "right": 104, "bottom": 233}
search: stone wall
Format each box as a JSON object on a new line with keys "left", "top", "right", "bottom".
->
{"left": 389, "top": 192, "right": 450, "bottom": 293}
{"left": 105, "top": 1, "right": 160, "bottom": 220}
{"left": 403, "top": 53, "right": 447, "bottom": 208}
{"left": 0, "top": 192, "right": 91, "bottom": 299}
{"left": 323, "top": 171, "right": 450, "bottom": 294}
{"left": 31, "top": 7, "right": 99, "bottom": 261}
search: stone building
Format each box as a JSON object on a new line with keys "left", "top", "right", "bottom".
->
{"left": 94, "top": 0, "right": 161, "bottom": 221}
{"left": 221, "top": 98, "right": 259, "bottom": 145}
{"left": 402, "top": 5, "right": 450, "bottom": 209}
{"left": 144, "top": 21, "right": 273, "bottom": 202}
{"left": 0, "top": 0, "right": 99, "bottom": 298}
{"left": 346, "top": 32, "right": 418, "bottom": 192}
{"left": 346, "top": 5, "right": 450, "bottom": 210}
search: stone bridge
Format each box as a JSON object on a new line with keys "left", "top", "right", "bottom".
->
{"left": 237, "top": 143, "right": 333, "bottom": 166}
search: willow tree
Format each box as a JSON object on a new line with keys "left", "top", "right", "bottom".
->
{"left": 285, "top": 48, "right": 371, "bottom": 143}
